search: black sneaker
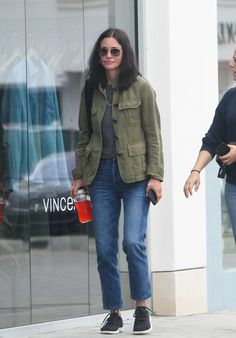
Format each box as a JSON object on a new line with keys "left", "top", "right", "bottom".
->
{"left": 100, "top": 312, "right": 123, "bottom": 334}
{"left": 133, "top": 306, "right": 152, "bottom": 335}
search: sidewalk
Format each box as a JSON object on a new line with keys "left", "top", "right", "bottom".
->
{"left": 9, "top": 310, "right": 235, "bottom": 338}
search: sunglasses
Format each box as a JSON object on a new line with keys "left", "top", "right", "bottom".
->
{"left": 98, "top": 47, "right": 122, "bottom": 57}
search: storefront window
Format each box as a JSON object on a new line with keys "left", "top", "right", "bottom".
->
{"left": 0, "top": 0, "right": 31, "bottom": 328}
{"left": 217, "top": 0, "right": 236, "bottom": 269}
{"left": 0, "top": 0, "right": 136, "bottom": 329}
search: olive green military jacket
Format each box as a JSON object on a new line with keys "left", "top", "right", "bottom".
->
{"left": 72, "top": 76, "right": 164, "bottom": 184}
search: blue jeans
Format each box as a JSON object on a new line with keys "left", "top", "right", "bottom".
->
{"left": 89, "top": 159, "right": 151, "bottom": 310}
{"left": 225, "top": 181, "right": 236, "bottom": 243}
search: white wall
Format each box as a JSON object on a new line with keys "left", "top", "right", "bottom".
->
{"left": 139, "top": 0, "right": 219, "bottom": 272}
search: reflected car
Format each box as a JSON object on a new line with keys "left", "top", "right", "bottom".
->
{"left": 3, "top": 151, "right": 86, "bottom": 239}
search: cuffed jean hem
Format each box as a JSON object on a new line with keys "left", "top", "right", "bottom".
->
{"left": 131, "top": 294, "right": 151, "bottom": 302}
{"left": 103, "top": 304, "right": 123, "bottom": 310}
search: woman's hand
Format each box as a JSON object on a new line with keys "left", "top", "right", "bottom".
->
{"left": 219, "top": 144, "right": 236, "bottom": 165}
{"left": 70, "top": 178, "right": 87, "bottom": 198}
{"left": 183, "top": 171, "right": 200, "bottom": 198}
{"left": 146, "top": 177, "right": 163, "bottom": 204}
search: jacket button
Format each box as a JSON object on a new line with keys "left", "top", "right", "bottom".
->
{"left": 115, "top": 135, "right": 119, "bottom": 140}
{"left": 117, "top": 152, "right": 122, "bottom": 156}
{"left": 112, "top": 118, "right": 118, "bottom": 123}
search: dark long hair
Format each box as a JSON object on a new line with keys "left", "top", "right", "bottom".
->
{"left": 87, "top": 28, "right": 139, "bottom": 91}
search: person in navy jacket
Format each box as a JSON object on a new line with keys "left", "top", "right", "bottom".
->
{"left": 184, "top": 49, "right": 236, "bottom": 243}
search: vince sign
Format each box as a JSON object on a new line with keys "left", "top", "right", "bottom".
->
{"left": 43, "top": 196, "right": 74, "bottom": 212}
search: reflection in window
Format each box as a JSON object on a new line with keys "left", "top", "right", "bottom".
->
{"left": 1, "top": 55, "right": 69, "bottom": 190}
{"left": 0, "top": 0, "right": 137, "bottom": 329}
{"left": 0, "top": 2, "right": 31, "bottom": 328}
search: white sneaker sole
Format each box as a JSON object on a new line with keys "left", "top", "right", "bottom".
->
{"left": 133, "top": 323, "right": 152, "bottom": 335}
{"left": 100, "top": 327, "right": 123, "bottom": 334}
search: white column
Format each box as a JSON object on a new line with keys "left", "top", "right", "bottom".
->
{"left": 139, "top": 0, "right": 219, "bottom": 315}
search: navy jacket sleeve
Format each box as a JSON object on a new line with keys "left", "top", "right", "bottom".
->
{"left": 200, "top": 88, "right": 235, "bottom": 158}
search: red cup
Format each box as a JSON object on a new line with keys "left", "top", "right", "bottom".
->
{"left": 74, "top": 199, "right": 93, "bottom": 223}
{"left": 74, "top": 189, "right": 93, "bottom": 223}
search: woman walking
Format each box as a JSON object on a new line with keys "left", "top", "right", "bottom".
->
{"left": 71, "top": 28, "right": 164, "bottom": 335}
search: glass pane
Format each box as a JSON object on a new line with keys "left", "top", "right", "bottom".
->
{"left": 217, "top": 0, "right": 236, "bottom": 269}
{"left": 25, "top": 0, "right": 89, "bottom": 323}
{"left": 0, "top": 0, "right": 31, "bottom": 329}
{"left": 0, "top": 0, "right": 138, "bottom": 328}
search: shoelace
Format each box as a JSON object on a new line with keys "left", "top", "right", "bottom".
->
{"left": 133, "top": 306, "right": 152, "bottom": 318}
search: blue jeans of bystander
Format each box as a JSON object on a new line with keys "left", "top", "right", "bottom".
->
{"left": 89, "top": 159, "right": 151, "bottom": 310}
{"left": 225, "top": 181, "right": 236, "bottom": 243}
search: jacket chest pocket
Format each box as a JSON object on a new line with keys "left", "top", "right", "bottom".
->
{"left": 118, "top": 99, "right": 141, "bottom": 124}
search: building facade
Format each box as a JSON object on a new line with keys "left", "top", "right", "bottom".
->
{"left": 0, "top": 0, "right": 236, "bottom": 336}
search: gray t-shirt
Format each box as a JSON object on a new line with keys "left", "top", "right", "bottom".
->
{"left": 101, "top": 85, "right": 116, "bottom": 159}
